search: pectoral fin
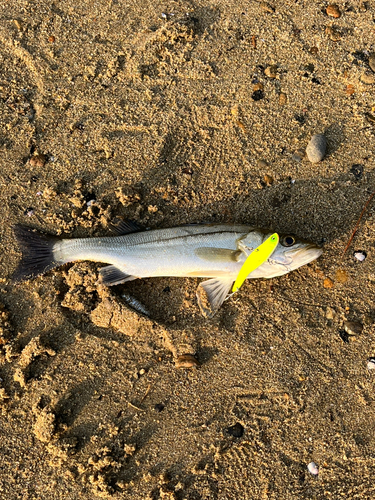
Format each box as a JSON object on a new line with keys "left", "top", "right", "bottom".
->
{"left": 99, "top": 265, "right": 137, "bottom": 286}
{"left": 196, "top": 276, "right": 234, "bottom": 318}
{"left": 195, "top": 247, "right": 241, "bottom": 263}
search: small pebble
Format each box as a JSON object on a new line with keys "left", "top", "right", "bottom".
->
{"left": 326, "top": 306, "right": 336, "bottom": 320}
{"left": 326, "top": 4, "right": 341, "bottom": 18}
{"left": 323, "top": 277, "right": 334, "bottom": 288}
{"left": 343, "top": 321, "right": 363, "bottom": 336}
{"left": 175, "top": 354, "right": 200, "bottom": 369}
{"left": 263, "top": 174, "right": 274, "bottom": 186}
{"left": 345, "top": 84, "right": 355, "bottom": 95}
{"left": 264, "top": 65, "right": 277, "bottom": 78}
{"left": 48, "top": 35, "right": 56, "bottom": 43}
{"left": 226, "top": 422, "right": 244, "bottom": 438}
{"left": 369, "top": 53, "right": 375, "bottom": 73}
{"left": 367, "top": 358, "right": 375, "bottom": 370}
{"left": 306, "top": 134, "right": 327, "bottom": 163}
{"left": 29, "top": 154, "right": 46, "bottom": 168}
{"left": 279, "top": 92, "right": 287, "bottom": 105}
{"left": 354, "top": 251, "right": 366, "bottom": 262}
{"left": 307, "top": 462, "right": 319, "bottom": 476}
{"left": 360, "top": 72, "right": 375, "bottom": 85}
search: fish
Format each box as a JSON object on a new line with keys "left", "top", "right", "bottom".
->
{"left": 12, "top": 221, "right": 322, "bottom": 316}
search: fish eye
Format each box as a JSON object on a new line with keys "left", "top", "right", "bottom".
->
{"left": 281, "top": 235, "right": 296, "bottom": 247}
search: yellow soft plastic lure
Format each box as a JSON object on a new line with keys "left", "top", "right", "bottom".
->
{"left": 232, "top": 233, "right": 279, "bottom": 293}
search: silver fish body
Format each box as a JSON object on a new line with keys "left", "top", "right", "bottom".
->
{"left": 13, "top": 223, "right": 322, "bottom": 316}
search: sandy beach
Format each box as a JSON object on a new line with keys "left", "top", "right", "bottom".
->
{"left": 1, "top": 1, "right": 375, "bottom": 498}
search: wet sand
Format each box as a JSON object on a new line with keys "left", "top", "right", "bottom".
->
{"left": 1, "top": 1, "right": 375, "bottom": 498}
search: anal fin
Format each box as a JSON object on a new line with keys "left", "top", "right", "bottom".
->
{"left": 99, "top": 265, "right": 137, "bottom": 286}
{"left": 196, "top": 276, "right": 234, "bottom": 318}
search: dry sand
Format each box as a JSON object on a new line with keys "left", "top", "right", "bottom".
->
{"left": 1, "top": 0, "right": 375, "bottom": 498}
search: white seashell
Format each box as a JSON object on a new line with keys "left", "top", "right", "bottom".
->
{"left": 354, "top": 251, "right": 366, "bottom": 262}
{"left": 307, "top": 462, "right": 319, "bottom": 476}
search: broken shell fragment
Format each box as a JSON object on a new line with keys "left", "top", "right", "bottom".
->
{"left": 343, "top": 321, "right": 363, "bottom": 336}
{"left": 175, "top": 354, "right": 200, "bottom": 369}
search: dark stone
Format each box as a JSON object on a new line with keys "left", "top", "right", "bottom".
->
{"left": 154, "top": 403, "right": 165, "bottom": 412}
{"left": 350, "top": 164, "right": 364, "bottom": 180}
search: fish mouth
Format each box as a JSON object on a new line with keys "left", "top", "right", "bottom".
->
{"left": 284, "top": 244, "right": 323, "bottom": 268}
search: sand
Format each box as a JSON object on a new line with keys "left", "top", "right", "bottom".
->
{"left": 1, "top": 0, "right": 375, "bottom": 498}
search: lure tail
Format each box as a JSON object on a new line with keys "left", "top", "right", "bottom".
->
{"left": 12, "top": 225, "right": 61, "bottom": 283}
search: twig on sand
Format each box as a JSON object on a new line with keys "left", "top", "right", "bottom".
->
{"left": 128, "top": 401, "right": 145, "bottom": 412}
{"left": 342, "top": 189, "right": 375, "bottom": 256}
{"left": 140, "top": 384, "right": 151, "bottom": 403}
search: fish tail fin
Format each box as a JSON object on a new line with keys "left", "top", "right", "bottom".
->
{"left": 12, "top": 225, "right": 61, "bottom": 283}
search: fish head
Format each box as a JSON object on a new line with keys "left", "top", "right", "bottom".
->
{"left": 248, "top": 232, "right": 323, "bottom": 279}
